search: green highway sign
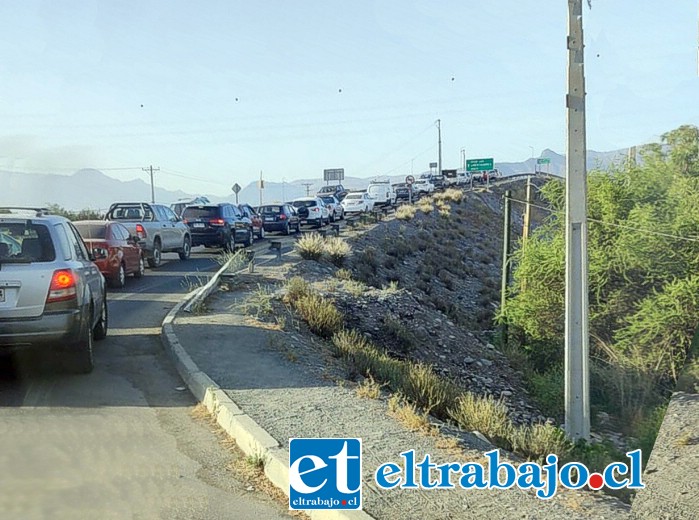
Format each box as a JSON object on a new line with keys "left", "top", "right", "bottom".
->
{"left": 537, "top": 158, "right": 551, "bottom": 164}
{"left": 466, "top": 158, "right": 494, "bottom": 172}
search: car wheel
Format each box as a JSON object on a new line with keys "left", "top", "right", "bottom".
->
{"left": 147, "top": 240, "right": 162, "bottom": 268}
{"left": 315, "top": 219, "right": 322, "bottom": 229}
{"left": 110, "top": 263, "right": 126, "bottom": 289}
{"left": 133, "top": 255, "right": 145, "bottom": 278}
{"left": 244, "top": 229, "right": 253, "bottom": 247}
{"left": 178, "top": 236, "right": 191, "bottom": 260}
{"left": 283, "top": 222, "right": 290, "bottom": 235}
{"left": 93, "top": 295, "right": 108, "bottom": 341}
{"left": 66, "top": 313, "right": 94, "bottom": 374}
{"left": 330, "top": 211, "right": 335, "bottom": 223}
{"left": 224, "top": 233, "right": 235, "bottom": 252}
{"left": 258, "top": 226, "right": 265, "bottom": 239}
{"left": 296, "top": 221, "right": 301, "bottom": 233}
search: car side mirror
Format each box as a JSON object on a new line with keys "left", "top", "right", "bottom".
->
{"left": 92, "top": 247, "right": 107, "bottom": 260}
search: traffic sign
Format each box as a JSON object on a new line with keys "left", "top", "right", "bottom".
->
{"left": 537, "top": 158, "right": 551, "bottom": 165}
{"left": 429, "top": 162, "right": 438, "bottom": 169}
{"left": 324, "top": 168, "right": 344, "bottom": 182}
{"left": 466, "top": 158, "right": 494, "bottom": 172}
{"left": 405, "top": 175, "right": 415, "bottom": 185}
{"left": 232, "top": 183, "right": 241, "bottom": 194}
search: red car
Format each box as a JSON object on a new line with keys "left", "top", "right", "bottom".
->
{"left": 239, "top": 203, "right": 265, "bottom": 240}
{"left": 74, "top": 220, "right": 145, "bottom": 288}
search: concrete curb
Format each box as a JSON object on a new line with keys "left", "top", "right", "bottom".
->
{"left": 161, "top": 257, "right": 375, "bottom": 520}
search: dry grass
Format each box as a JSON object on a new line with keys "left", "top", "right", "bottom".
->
{"left": 335, "top": 268, "right": 353, "bottom": 280}
{"left": 324, "top": 237, "right": 351, "bottom": 267}
{"left": 448, "top": 393, "right": 512, "bottom": 446}
{"left": 295, "top": 233, "right": 325, "bottom": 261}
{"left": 293, "top": 293, "right": 343, "bottom": 338}
{"left": 344, "top": 279, "right": 367, "bottom": 297}
{"left": 388, "top": 394, "right": 437, "bottom": 435}
{"left": 282, "top": 276, "right": 311, "bottom": 305}
{"left": 244, "top": 284, "right": 275, "bottom": 318}
{"left": 356, "top": 375, "right": 384, "bottom": 399}
{"left": 395, "top": 204, "right": 418, "bottom": 221}
{"left": 434, "top": 188, "right": 464, "bottom": 203}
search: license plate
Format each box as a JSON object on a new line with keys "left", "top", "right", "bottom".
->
{"left": 0, "top": 288, "right": 4, "bottom": 303}
{"left": 265, "top": 217, "right": 274, "bottom": 222}
{"left": 193, "top": 223, "right": 205, "bottom": 228}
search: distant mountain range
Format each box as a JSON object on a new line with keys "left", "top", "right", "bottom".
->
{"left": 1, "top": 147, "right": 632, "bottom": 211}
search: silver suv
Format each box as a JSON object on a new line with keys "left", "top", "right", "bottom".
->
{"left": 0, "top": 207, "right": 108, "bottom": 373}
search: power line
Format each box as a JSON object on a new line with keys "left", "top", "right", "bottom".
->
{"left": 505, "top": 196, "right": 699, "bottom": 243}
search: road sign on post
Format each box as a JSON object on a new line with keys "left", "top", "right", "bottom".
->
{"left": 429, "top": 162, "right": 438, "bottom": 169}
{"left": 537, "top": 158, "right": 551, "bottom": 165}
{"left": 324, "top": 168, "right": 344, "bottom": 183}
{"left": 232, "top": 183, "right": 241, "bottom": 204}
{"left": 466, "top": 158, "right": 494, "bottom": 172}
{"left": 405, "top": 175, "right": 415, "bottom": 184}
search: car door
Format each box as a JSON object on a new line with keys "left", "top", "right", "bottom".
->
{"left": 65, "top": 222, "right": 104, "bottom": 321}
{"left": 163, "top": 206, "right": 184, "bottom": 250}
{"left": 114, "top": 223, "right": 138, "bottom": 273}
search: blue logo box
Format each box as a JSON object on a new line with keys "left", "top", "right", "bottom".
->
{"left": 289, "top": 438, "right": 362, "bottom": 510}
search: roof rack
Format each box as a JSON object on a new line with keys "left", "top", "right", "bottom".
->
{"left": 0, "top": 206, "right": 51, "bottom": 217}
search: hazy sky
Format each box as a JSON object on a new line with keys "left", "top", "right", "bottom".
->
{"left": 1, "top": 0, "right": 697, "bottom": 195}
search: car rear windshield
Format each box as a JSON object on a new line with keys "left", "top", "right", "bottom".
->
{"left": 293, "top": 200, "right": 317, "bottom": 208}
{"left": 74, "top": 223, "right": 107, "bottom": 239}
{"left": 318, "top": 187, "right": 336, "bottom": 193}
{"left": 108, "top": 205, "right": 153, "bottom": 220}
{"left": 182, "top": 206, "right": 220, "bottom": 219}
{"left": 259, "top": 206, "right": 282, "bottom": 214}
{"left": 0, "top": 223, "right": 56, "bottom": 262}
{"left": 320, "top": 197, "right": 335, "bottom": 204}
{"left": 345, "top": 194, "right": 362, "bottom": 199}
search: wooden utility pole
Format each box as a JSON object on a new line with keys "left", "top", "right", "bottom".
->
{"left": 565, "top": 0, "right": 590, "bottom": 442}
{"left": 522, "top": 176, "right": 533, "bottom": 242}
{"left": 500, "top": 190, "right": 512, "bottom": 348}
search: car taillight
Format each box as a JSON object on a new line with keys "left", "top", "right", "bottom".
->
{"left": 279, "top": 214, "right": 287, "bottom": 220}
{"left": 312, "top": 208, "right": 319, "bottom": 212}
{"left": 46, "top": 269, "right": 77, "bottom": 304}
{"left": 135, "top": 223, "right": 146, "bottom": 239}
{"left": 210, "top": 218, "right": 225, "bottom": 226}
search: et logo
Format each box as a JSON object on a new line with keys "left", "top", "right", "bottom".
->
{"left": 289, "top": 438, "right": 362, "bottom": 510}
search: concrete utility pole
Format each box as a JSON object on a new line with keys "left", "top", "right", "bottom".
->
{"left": 302, "top": 183, "right": 313, "bottom": 196}
{"left": 436, "top": 119, "right": 442, "bottom": 178}
{"left": 565, "top": 0, "right": 590, "bottom": 442}
{"left": 142, "top": 165, "right": 159, "bottom": 203}
{"left": 461, "top": 147, "right": 466, "bottom": 170}
{"left": 258, "top": 170, "right": 264, "bottom": 206}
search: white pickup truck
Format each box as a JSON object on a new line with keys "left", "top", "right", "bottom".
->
{"left": 105, "top": 202, "right": 191, "bottom": 267}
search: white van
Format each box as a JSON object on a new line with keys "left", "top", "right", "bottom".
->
{"left": 367, "top": 181, "right": 396, "bottom": 207}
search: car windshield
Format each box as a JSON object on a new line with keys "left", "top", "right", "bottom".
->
{"left": 73, "top": 223, "right": 107, "bottom": 239}
{"left": 0, "top": 223, "right": 55, "bottom": 262}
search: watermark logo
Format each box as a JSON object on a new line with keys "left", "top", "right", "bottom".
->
{"left": 289, "top": 438, "right": 362, "bottom": 510}
{"left": 374, "top": 448, "right": 644, "bottom": 499}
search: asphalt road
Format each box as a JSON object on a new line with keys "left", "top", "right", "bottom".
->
{"left": 0, "top": 246, "right": 292, "bottom": 520}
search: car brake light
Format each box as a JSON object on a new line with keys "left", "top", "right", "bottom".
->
{"left": 46, "top": 269, "right": 77, "bottom": 303}
{"left": 210, "top": 218, "right": 225, "bottom": 226}
{"left": 312, "top": 208, "right": 319, "bottom": 212}
{"left": 279, "top": 214, "right": 287, "bottom": 220}
{"left": 135, "top": 223, "right": 146, "bottom": 239}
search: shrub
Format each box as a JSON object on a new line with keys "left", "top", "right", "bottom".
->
{"left": 282, "top": 276, "right": 311, "bottom": 304}
{"left": 335, "top": 268, "right": 352, "bottom": 281}
{"left": 510, "top": 423, "right": 571, "bottom": 462}
{"left": 324, "top": 237, "right": 351, "bottom": 267}
{"left": 448, "top": 393, "right": 512, "bottom": 447}
{"left": 245, "top": 284, "right": 275, "bottom": 318}
{"left": 396, "top": 205, "right": 417, "bottom": 221}
{"left": 295, "top": 233, "right": 325, "bottom": 260}
{"left": 294, "top": 293, "right": 343, "bottom": 338}
{"left": 403, "top": 363, "right": 459, "bottom": 416}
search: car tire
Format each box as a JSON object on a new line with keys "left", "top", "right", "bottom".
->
{"left": 296, "top": 221, "right": 301, "bottom": 233}
{"left": 224, "top": 233, "right": 235, "bottom": 252}
{"left": 283, "top": 222, "right": 290, "bottom": 235}
{"left": 147, "top": 240, "right": 162, "bottom": 268}
{"left": 67, "top": 314, "right": 94, "bottom": 374}
{"left": 244, "top": 229, "right": 253, "bottom": 247}
{"left": 110, "top": 263, "right": 126, "bottom": 289}
{"left": 133, "top": 255, "right": 145, "bottom": 278}
{"left": 178, "top": 236, "right": 191, "bottom": 260}
{"left": 258, "top": 226, "right": 265, "bottom": 240}
{"left": 93, "top": 295, "right": 108, "bottom": 341}
{"left": 330, "top": 211, "right": 335, "bottom": 223}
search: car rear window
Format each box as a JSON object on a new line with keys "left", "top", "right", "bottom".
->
{"left": 346, "top": 194, "right": 362, "bottom": 199}
{"left": 0, "top": 223, "right": 56, "bottom": 262}
{"left": 74, "top": 223, "right": 107, "bottom": 239}
{"left": 293, "top": 200, "right": 317, "bottom": 208}
{"left": 182, "top": 206, "right": 220, "bottom": 219}
{"left": 320, "top": 197, "right": 335, "bottom": 204}
{"left": 259, "top": 206, "right": 282, "bottom": 214}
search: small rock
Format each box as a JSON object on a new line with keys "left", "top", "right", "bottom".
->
{"left": 175, "top": 386, "right": 186, "bottom": 391}
{"left": 480, "top": 358, "right": 493, "bottom": 367}
{"left": 464, "top": 357, "right": 475, "bottom": 364}
{"left": 246, "top": 486, "right": 255, "bottom": 491}
{"left": 501, "top": 390, "right": 513, "bottom": 397}
{"left": 486, "top": 343, "right": 496, "bottom": 350}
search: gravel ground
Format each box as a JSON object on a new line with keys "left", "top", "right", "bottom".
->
{"left": 174, "top": 270, "right": 631, "bottom": 520}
